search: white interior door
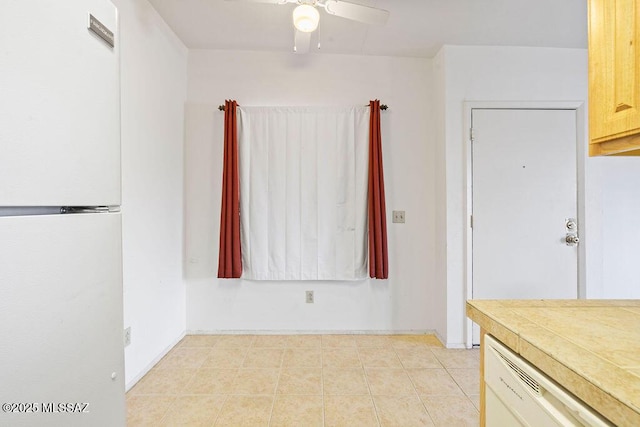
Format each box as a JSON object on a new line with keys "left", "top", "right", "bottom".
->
{"left": 0, "top": 213, "right": 125, "bottom": 426}
{"left": 471, "top": 109, "right": 579, "bottom": 344}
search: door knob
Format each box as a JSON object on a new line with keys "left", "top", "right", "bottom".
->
{"left": 565, "top": 234, "right": 579, "bottom": 246}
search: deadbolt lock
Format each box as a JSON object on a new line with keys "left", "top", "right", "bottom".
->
{"left": 565, "top": 234, "right": 579, "bottom": 246}
{"left": 565, "top": 218, "right": 577, "bottom": 230}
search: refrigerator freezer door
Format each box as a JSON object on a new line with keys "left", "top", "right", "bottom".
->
{"left": 0, "top": 213, "right": 125, "bottom": 427}
{"left": 0, "top": 0, "right": 120, "bottom": 206}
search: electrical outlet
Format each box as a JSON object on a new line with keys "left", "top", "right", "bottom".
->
{"left": 124, "top": 327, "right": 131, "bottom": 347}
{"left": 306, "top": 291, "right": 314, "bottom": 304}
{"left": 392, "top": 210, "right": 405, "bottom": 223}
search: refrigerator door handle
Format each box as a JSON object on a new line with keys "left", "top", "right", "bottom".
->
{"left": 60, "top": 206, "right": 114, "bottom": 214}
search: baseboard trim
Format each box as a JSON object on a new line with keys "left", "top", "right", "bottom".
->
{"left": 434, "top": 330, "right": 447, "bottom": 348}
{"left": 125, "top": 330, "right": 186, "bottom": 392}
{"left": 186, "top": 329, "right": 440, "bottom": 338}
{"left": 445, "top": 342, "right": 468, "bottom": 349}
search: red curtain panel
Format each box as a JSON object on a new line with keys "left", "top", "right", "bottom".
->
{"left": 368, "top": 100, "right": 389, "bottom": 279}
{"left": 217, "top": 100, "right": 242, "bottom": 278}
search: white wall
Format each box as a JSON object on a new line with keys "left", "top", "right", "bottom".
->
{"left": 433, "top": 49, "right": 449, "bottom": 342}
{"left": 600, "top": 157, "right": 640, "bottom": 298}
{"left": 113, "top": 0, "right": 188, "bottom": 387}
{"left": 185, "top": 50, "right": 438, "bottom": 334}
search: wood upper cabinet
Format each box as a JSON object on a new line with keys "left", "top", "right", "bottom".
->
{"left": 589, "top": 0, "right": 640, "bottom": 156}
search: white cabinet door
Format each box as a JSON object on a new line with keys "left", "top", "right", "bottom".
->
{"left": 0, "top": 213, "right": 125, "bottom": 427}
{"left": 0, "top": 0, "right": 120, "bottom": 206}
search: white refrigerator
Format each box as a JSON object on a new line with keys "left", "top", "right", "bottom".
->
{"left": 0, "top": 1, "right": 125, "bottom": 426}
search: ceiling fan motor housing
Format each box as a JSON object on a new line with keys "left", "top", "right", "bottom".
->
{"left": 293, "top": 4, "right": 320, "bottom": 33}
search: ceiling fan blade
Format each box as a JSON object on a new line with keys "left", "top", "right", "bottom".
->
{"left": 323, "top": 0, "right": 389, "bottom": 25}
{"left": 294, "top": 30, "right": 311, "bottom": 54}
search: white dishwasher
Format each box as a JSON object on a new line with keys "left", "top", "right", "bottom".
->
{"left": 484, "top": 335, "right": 614, "bottom": 426}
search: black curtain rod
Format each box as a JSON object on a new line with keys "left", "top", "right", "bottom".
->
{"left": 218, "top": 104, "right": 388, "bottom": 111}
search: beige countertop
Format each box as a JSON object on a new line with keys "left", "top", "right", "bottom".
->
{"left": 467, "top": 299, "right": 640, "bottom": 427}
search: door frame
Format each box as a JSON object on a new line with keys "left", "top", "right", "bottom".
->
{"left": 464, "top": 101, "right": 588, "bottom": 348}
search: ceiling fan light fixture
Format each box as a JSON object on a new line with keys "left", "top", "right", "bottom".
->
{"left": 293, "top": 4, "right": 320, "bottom": 33}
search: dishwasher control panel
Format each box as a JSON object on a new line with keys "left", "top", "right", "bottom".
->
{"left": 484, "top": 335, "right": 613, "bottom": 427}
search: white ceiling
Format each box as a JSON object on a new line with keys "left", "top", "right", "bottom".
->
{"left": 146, "top": 0, "right": 588, "bottom": 58}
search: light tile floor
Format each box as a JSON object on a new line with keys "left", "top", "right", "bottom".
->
{"left": 126, "top": 334, "right": 480, "bottom": 426}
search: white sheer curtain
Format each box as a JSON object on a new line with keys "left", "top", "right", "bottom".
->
{"left": 238, "top": 106, "right": 370, "bottom": 280}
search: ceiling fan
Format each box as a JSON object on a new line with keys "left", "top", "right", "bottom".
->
{"left": 229, "top": 0, "right": 390, "bottom": 54}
